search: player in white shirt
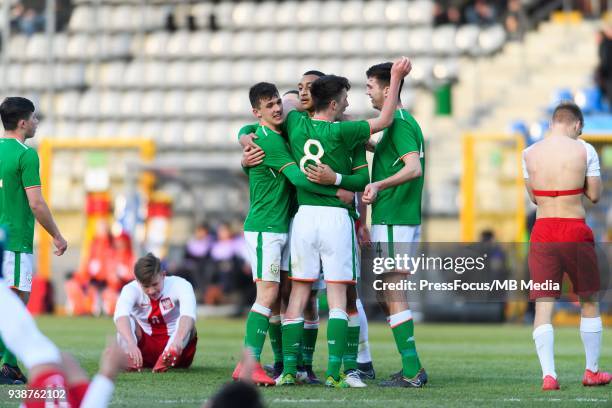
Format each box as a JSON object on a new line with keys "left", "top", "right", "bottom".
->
{"left": 114, "top": 253, "right": 198, "bottom": 372}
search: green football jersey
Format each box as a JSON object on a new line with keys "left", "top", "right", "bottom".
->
{"left": 244, "top": 125, "right": 338, "bottom": 233}
{"left": 283, "top": 110, "right": 370, "bottom": 209}
{"left": 371, "top": 109, "right": 425, "bottom": 226}
{"left": 0, "top": 138, "right": 41, "bottom": 253}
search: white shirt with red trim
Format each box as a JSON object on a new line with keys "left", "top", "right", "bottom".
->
{"left": 114, "top": 276, "right": 196, "bottom": 337}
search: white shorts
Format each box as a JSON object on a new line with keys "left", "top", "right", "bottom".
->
{"left": 371, "top": 225, "right": 421, "bottom": 273}
{"left": 244, "top": 231, "right": 288, "bottom": 283}
{"left": 291, "top": 205, "right": 358, "bottom": 284}
{"left": 2, "top": 251, "right": 34, "bottom": 291}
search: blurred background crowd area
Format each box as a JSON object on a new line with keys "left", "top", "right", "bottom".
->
{"left": 0, "top": 0, "right": 609, "bottom": 323}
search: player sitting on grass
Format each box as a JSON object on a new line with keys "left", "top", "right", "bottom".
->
{"left": 114, "top": 253, "right": 198, "bottom": 373}
{"left": 523, "top": 102, "right": 610, "bottom": 390}
{"left": 232, "top": 82, "right": 354, "bottom": 385}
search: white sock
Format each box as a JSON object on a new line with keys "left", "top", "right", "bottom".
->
{"left": 533, "top": 324, "right": 556, "bottom": 379}
{"left": 580, "top": 316, "right": 602, "bottom": 372}
{"left": 356, "top": 298, "right": 372, "bottom": 364}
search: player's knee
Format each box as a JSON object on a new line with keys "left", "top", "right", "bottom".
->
{"left": 255, "top": 283, "right": 279, "bottom": 308}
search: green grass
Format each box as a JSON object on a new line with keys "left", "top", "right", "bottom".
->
{"left": 0, "top": 317, "right": 610, "bottom": 407}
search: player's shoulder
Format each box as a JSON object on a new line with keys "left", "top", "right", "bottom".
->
{"left": 165, "top": 275, "right": 193, "bottom": 290}
{"left": 392, "top": 109, "right": 420, "bottom": 132}
{"left": 120, "top": 280, "right": 141, "bottom": 297}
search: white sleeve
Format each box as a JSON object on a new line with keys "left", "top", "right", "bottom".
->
{"left": 176, "top": 278, "right": 197, "bottom": 320}
{"left": 113, "top": 284, "right": 138, "bottom": 321}
{"left": 522, "top": 149, "right": 529, "bottom": 179}
{"left": 80, "top": 374, "right": 115, "bottom": 408}
{"left": 584, "top": 142, "right": 601, "bottom": 177}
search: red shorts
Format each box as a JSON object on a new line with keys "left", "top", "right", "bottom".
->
{"left": 528, "top": 218, "right": 599, "bottom": 300}
{"left": 138, "top": 330, "right": 198, "bottom": 368}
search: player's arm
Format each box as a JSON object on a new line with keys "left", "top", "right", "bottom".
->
{"left": 167, "top": 279, "right": 197, "bottom": 354}
{"left": 366, "top": 57, "right": 412, "bottom": 134}
{"left": 113, "top": 286, "right": 142, "bottom": 368}
{"left": 21, "top": 150, "right": 67, "bottom": 255}
{"left": 522, "top": 151, "right": 537, "bottom": 204}
{"left": 362, "top": 152, "right": 421, "bottom": 204}
{"left": 305, "top": 146, "right": 369, "bottom": 192}
{"left": 238, "top": 123, "right": 266, "bottom": 168}
{"left": 583, "top": 142, "right": 603, "bottom": 203}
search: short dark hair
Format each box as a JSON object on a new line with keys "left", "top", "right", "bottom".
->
{"left": 310, "top": 75, "right": 351, "bottom": 112}
{"left": 134, "top": 253, "right": 162, "bottom": 285}
{"left": 552, "top": 101, "right": 584, "bottom": 126}
{"left": 366, "top": 62, "right": 404, "bottom": 98}
{"left": 0, "top": 97, "right": 35, "bottom": 131}
{"left": 208, "top": 381, "right": 264, "bottom": 408}
{"left": 249, "top": 82, "right": 280, "bottom": 109}
{"left": 283, "top": 90, "right": 299, "bottom": 96}
{"left": 303, "top": 70, "right": 325, "bottom": 77}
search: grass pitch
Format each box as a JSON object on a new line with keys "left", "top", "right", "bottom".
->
{"left": 0, "top": 316, "right": 609, "bottom": 407}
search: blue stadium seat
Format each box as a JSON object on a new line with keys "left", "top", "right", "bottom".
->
{"left": 575, "top": 87, "right": 604, "bottom": 114}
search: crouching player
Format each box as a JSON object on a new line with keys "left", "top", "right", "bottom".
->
{"left": 114, "top": 253, "right": 198, "bottom": 372}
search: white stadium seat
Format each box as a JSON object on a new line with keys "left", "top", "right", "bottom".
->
{"left": 253, "top": 1, "right": 278, "bottom": 28}
{"left": 231, "top": 61, "right": 254, "bottom": 86}
{"left": 296, "top": 1, "right": 320, "bottom": 27}
{"left": 297, "top": 29, "right": 318, "bottom": 55}
{"left": 407, "top": 0, "right": 434, "bottom": 25}
{"left": 120, "top": 92, "right": 143, "bottom": 117}
{"left": 385, "top": 0, "right": 410, "bottom": 24}
{"left": 227, "top": 89, "right": 251, "bottom": 116}
{"left": 208, "top": 32, "right": 232, "bottom": 56}
{"left": 68, "top": 6, "right": 94, "bottom": 32}
{"left": 185, "top": 91, "right": 208, "bottom": 116}
{"left": 455, "top": 25, "right": 480, "bottom": 54}
{"left": 407, "top": 27, "right": 433, "bottom": 55}
{"left": 363, "top": 28, "right": 386, "bottom": 54}
{"left": 208, "top": 61, "right": 230, "bottom": 85}
{"left": 145, "top": 62, "right": 167, "bottom": 88}
{"left": 318, "top": 29, "right": 342, "bottom": 56}
{"left": 433, "top": 59, "right": 460, "bottom": 80}
{"left": 145, "top": 32, "right": 170, "bottom": 58}
{"left": 166, "top": 31, "right": 190, "bottom": 59}
{"left": 275, "top": 59, "right": 299, "bottom": 86}
{"left": 8, "top": 35, "right": 28, "bottom": 62}
{"left": 341, "top": 29, "right": 364, "bottom": 54}
{"left": 339, "top": 0, "right": 363, "bottom": 26}
{"left": 75, "top": 121, "right": 98, "bottom": 139}
{"left": 254, "top": 31, "right": 276, "bottom": 56}
{"left": 141, "top": 121, "right": 164, "bottom": 142}
{"left": 55, "top": 92, "right": 81, "bottom": 117}
{"left": 478, "top": 25, "right": 506, "bottom": 55}
{"left": 109, "top": 34, "right": 132, "bottom": 58}
{"left": 161, "top": 121, "right": 184, "bottom": 145}
{"left": 433, "top": 25, "right": 459, "bottom": 55}
{"left": 275, "top": 1, "right": 298, "bottom": 27}
{"left": 66, "top": 34, "right": 91, "bottom": 60}
{"left": 100, "top": 61, "right": 127, "bottom": 87}
{"left": 123, "top": 61, "right": 146, "bottom": 88}
{"left": 232, "top": 2, "right": 256, "bottom": 28}
{"left": 163, "top": 91, "right": 187, "bottom": 117}
{"left": 188, "top": 32, "right": 210, "bottom": 58}
{"left": 141, "top": 91, "right": 165, "bottom": 117}
{"left": 100, "top": 92, "right": 122, "bottom": 118}
{"left": 277, "top": 30, "right": 299, "bottom": 55}
{"left": 167, "top": 61, "right": 190, "bottom": 87}
{"left": 203, "top": 121, "right": 229, "bottom": 146}
{"left": 386, "top": 27, "right": 410, "bottom": 53}
{"left": 22, "top": 64, "right": 45, "bottom": 90}
{"left": 363, "top": 0, "right": 387, "bottom": 25}
{"left": 187, "top": 61, "right": 209, "bottom": 87}
{"left": 26, "top": 34, "right": 47, "bottom": 61}
{"left": 252, "top": 60, "right": 275, "bottom": 84}
{"left": 117, "top": 121, "right": 142, "bottom": 137}
{"left": 97, "top": 121, "right": 120, "bottom": 138}
{"left": 184, "top": 121, "right": 207, "bottom": 145}
{"left": 206, "top": 90, "right": 227, "bottom": 116}
{"left": 78, "top": 91, "right": 100, "bottom": 118}
{"left": 53, "top": 33, "right": 69, "bottom": 60}
{"left": 410, "top": 58, "right": 434, "bottom": 84}
{"left": 321, "top": 1, "right": 344, "bottom": 27}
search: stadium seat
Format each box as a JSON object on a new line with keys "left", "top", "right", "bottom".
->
{"left": 433, "top": 59, "right": 459, "bottom": 81}
{"left": 321, "top": 1, "right": 345, "bottom": 27}
{"left": 141, "top": 121, "right": 164, "bottom": 142}
{"left": 277, "top": 30, "right": 299, "bottom": 55}
{"left": 385, "top": 0, "right": 410, "bottom": 24}
{"left": 120, "top": 92, "right": 143, "bottom": 117}
{"left": 166, "top": 61, "right": 189, "bottom": 87}
{"left": 66, "top": 34, "right": 91, "bottom": 60}
{"left": 187, "top": 61, "right": 210, "bottom": 87}
{"left": 208, "top": 61, "right": 231, "bottom": 86}
{"left": 407, "top": 0, "right": 434, "bottom": 26}
{"left": 253, "top": 1, "right": 278, "bottom": 28}
{"left": 297, "top": 1, "right": 320, "bottom": 27}
{"left": 145, "top": 5, "right": 167, "bottom": 31}
{"left": 478, "top": 25, "right": 506, "bottom": 55}
{"left": 108, "top": 33, "right": 132, "bottom": 58}
{"left": 344, "top": 58, "right": 367, "bottom": 82}
{"left": 296, "top": 58, "right": 322, "bottom": 78}
{"left": 232, "top": 2, "right": 256, "bottom": 28}
{"left": 68, "top": 6, "right": 94, "bottom": 32}
{"left": 144, "top": 32, "right": 170, "bottom": 58}
{"left": 22, "top": 64, "right": 45, "bottom": 90}
{"left": 342, "top": 29, "right": 364, "bottom": 54}
{"left": 297, "top": 29, "right": 319, "bottom": 55}
{"left": 184, "top": 121, "right": 207, "bottom": 145}
{"left": 228, "top": 90, "right": 251, "bottom": 115}
{"left": 123, "top": 61, "right": 146, "bottom": 88}
{"left": 275, "top": 59, "right": 299, "bottom": 86}
{"left": 141, "top": 91, "right": 165, "bottom": 117}
{"left": 145, "top": 62, "right": 167, "bottom": 88}
{"left": 455, "top": 25, "right": 480, "bottom": 55}
{"left": 8, "top": 35, "right": 28, "bottom": 62}
{"left": 53, "top": 33, "right": 69, "bottom": 60}
{"left": 100, "top": 61, "right": 127, "bottom": 87}
{"left": 111, "top": 6, "right": 136, "bottom": 32}
{"left": 363, "top": 28, "right": 386, "bottom": 54}
{"left": 548, "top": 88, "right": 574, "bottom": 111}
{"left": 386, "top": 27, "right": 410, "bottom": 53}
{"left": 161, "top": 121, "right": 185, "bottom": 145}
{"left": 97, "top": 121, "right": 120, "bottom": 138}
{"left": 185, "top": 91, "right": 208, "bottom": 116}
{"left": 26, "top": 34, "right": 47, "bottom": 62}
{"left": 433, "top": 25, "right": 459, "bottom": 56}
{"left": 319, "top": 29, "right": 343, "bottom": 56}
{"left": 57, "top": 63, "right": 86, "bottom": 88}
{"left": 254, "top": 31, "right": 276, "bottom": 57}
{"left": 165, "top": 31, "right": 190, "bottom": 59}
{"left": 78, "top": 91, "right": 101, "bottom": 118}
{"left": 203, "top": 121, "right": 229, "bottom": 146}
{"left": 55, "top": 121, "right": 78, "bottom": 138}
{"left": 188, "top": 32, "right": 210, "bottom": 58}
{"left": 318, "top": 58, "right": 343, "bottom": 78}
{"left": 407, "top": 27, "right": 433, "bottom": 56}
{"left": 575, "top": 87, "right": 604, "bottom": 114}
{"left": 208, "top": 32, "right": 232, "bottom": 56}
{"left": 275, "top": 1, "right": 299, "bottom": 27}
{"left": 252, "top": 61, "right": 275, "bottom": 85}
{"left": 410, "top": 58, "right": 434, "bottom": 84}
{"left": 363, "top": 0, "right": 387, "bottom": 25}
{"left": 100, "top": 92, "right": 122, "bottom": 118}
{"left": 117, "top": 121, "right": 142, "bottom": 137}
{"left": 231, "top": 61, "right": 254, "bottom": 86}
{"left": 340, "top": 0, "right": 363, "bottom": 26}
{"left": 76, "top": 121, "right": 98, "bottom": 139}
{"left": 164, "top": 91, "right": 187, "bottom": 117}
{"left": 55, "top": 92, "right": 81, "bottom": 118}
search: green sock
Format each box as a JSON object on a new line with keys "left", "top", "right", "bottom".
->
{"left": 343, "top": 314, "right": 360, "bottom": 372}
{"left": 0, "top": 336, "right": 17, "bottom": 367}
{"left": 268, "top": 316, "right": 283, "bottom": 364}
{"left": 282, "top": 319, "right": 304, "bottom": 376}
{"left": 390, "top": 314, "right": 421, "bottom": 378}
{"left": 244, "top": 306, "right": 270, "bottom": 362}
{"left": 326, "top": 310, "right": 348, "bottom": 380}
{"left": 302, "top": 321, "right": 319, "bottom": 367}
{"left": 297, "top": 346, "right": 303, "bottom": 368}
{"left": 0, "top": 336, "right": 6, "bottom": 363}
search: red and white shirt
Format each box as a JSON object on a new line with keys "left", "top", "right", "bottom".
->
{"left": 114, "top": 276, "right": 196, "bottom": 337}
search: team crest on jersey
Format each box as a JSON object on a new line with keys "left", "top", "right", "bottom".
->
{"left": 161, "top": 297, "right": 174, "bottom": 312}
{"left": 270, "top": 263, "right": 280, "bottom": 277}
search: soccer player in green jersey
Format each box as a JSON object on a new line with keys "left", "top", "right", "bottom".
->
{"left": 279, "top": 57, "right": 411, "bottom": 388}
{"left": 232, "top": 83, "right": 354, "bottom": 385}
{"left": 361, "top": 63, "right": 428, "bottom": 388}
{"left": 0, "top": 97, "right": 67, "bottom": 384}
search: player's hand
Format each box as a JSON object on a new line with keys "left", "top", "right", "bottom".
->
{"left": 305, "top": 163, "right": 336, "bottom": 185}
{"left": 125, "top": 341, "right": 143, "bottom": 370}
{"left": 362, "top": 182, "right": 380, "bottom": 204}
{"left": 241, "top": 145, "right": 265, "bottom": 167}
{"left": 391, "top": 57, "right": 412, "bottom": 79}
{"left": 336, "top": 188, "right": 355, "bottom": 205}
{"left": 169, "top": 340, "right": 184, "bottom": 356}
{"left": 357, "top": 224, "right": 371, "bottom": 247}
{"left": 53, "top": 235, "right": 67, "bottom": 256}
{"left": 100, "top": 337, "right": 129, "bottom": 381}
{"left": 239, "top": 133, "right": 259, "bottom": 149}
{"left": 365, "top": 138, "right": 377, "bottom": 153}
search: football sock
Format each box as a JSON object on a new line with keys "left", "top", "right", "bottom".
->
{"left": 244, "top": 303, "right": 271, "bottom": 362}
{"left": 326, "top": 308, "right": 348, "bottom": 380}
{"left": 533, "top": 324, "right": 557, "bottom": 379}
{"left": 282, "top": 317, "right": 304, "bottom": 376}
{"left": 268, "top": 315, "right": 283, "bottom": 364}
{"left": 580, "top": 317, "right": 602, "bottom": 372}
{"left": 356, "top": 298, "right": 372, "bottom": 364}
{"left": 343, "top": 313, "right": 360, "bottom": 372}
{"left": 302, "top": 319, "right": 319, "bottom": 367}
{"left": 389, "top": 310, "right": 421, "bottom": 378}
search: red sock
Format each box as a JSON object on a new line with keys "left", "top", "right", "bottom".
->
{"left": 68, "top": 381, "right": 90, "bottom": 407}
{"left": 24, "top": 369, "right": 68, "bottom": 408}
